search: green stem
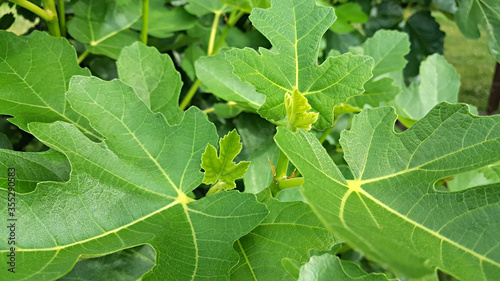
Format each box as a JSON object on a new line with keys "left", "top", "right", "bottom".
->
{"left": 212, "top": 10, "right": 245, "bottom": 55}
{"left": 58, "top": 0, "right": 66, "bottom": 37}
{"left": 202, "top": 107, "right": 215, "bottom": 114}
{"left": 318, "top": 126, "right": 333, "bottom": 144}
{"left": 274, "top": 150, "right": 289, "bottom": 182}
{"left": 179, "top": 79, "right": 202, "bottom": 110}
{"left": 208, "top": 9, "right": 224, "bottom": 55}
{"left": 8, "top": 0, "right": 54, "bottom": 21}
{"left": 278, "top": 177, "right": 304, "bottom": 190}
{"left": 141, "top": 0, "right": 149, "bottom": 45}
{"left": 43, "top": 0, "right": 60, "bottom": 37}
{"left": 179, "top": 8, "right": 243, "bottom": 110}
{"left": 268, "top": 150, "right": 290, "bottom": 197}
{"left": 77, "top": 51, "right": 90, "bottom": 64}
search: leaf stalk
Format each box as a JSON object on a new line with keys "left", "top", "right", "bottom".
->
{"left": 141, "top": 0, "right": 150, "bottom": 45}
{"left": 278, "top": 177, "right": 304, "bottom": 189}
{"left": 58, "top": 0, "right": 66, "bottom": 37}
{"left": 42, "top": 0, "right": 61, "bottom": 37}
{"left": 9, "top": 0, "right": 55, "bottom": 22}
{"left": 179, "top": 8, "right": 244, "bottom": 110}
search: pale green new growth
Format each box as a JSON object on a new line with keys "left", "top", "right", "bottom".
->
{"left": 202, "top": 129, "right": 250, "bottom": 194}
{"left": 285, "top": 87, "right": 319, "bottom": 132}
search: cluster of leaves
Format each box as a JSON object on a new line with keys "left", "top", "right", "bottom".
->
{"left": 0, "top": 0, "right": 499, "bottom": 280}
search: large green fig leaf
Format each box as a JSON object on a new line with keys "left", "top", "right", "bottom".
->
{"left": 455, "top": 0, "right": 500, "bottom": 62}
{"left": 275, "top": 103, "right": 500, "bottom": 280}
{"left": 0, "top": 31, "right": 100, "bottom": 140}
{"left": 117, "top": 42, "right": 184, "bottom": 124}
{"left": 226, "top": 0, "right": 373, "bottom": 129}
{"left": 67, "top": 0, "right": 141, "bottom": 59}
{"left": 0, "top": 75, "right": 267, "bottom": 280}
{"left": 231, "top": 190, "right": 340, "bottom": 280}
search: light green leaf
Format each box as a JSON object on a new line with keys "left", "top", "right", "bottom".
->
{"left": 132, "top": 2, "right": 197, "bottom": 38}
{"left": 330, "top": 3, "right": 368, "bottom": 34}
{"left": 0, "top": 31, "right": 99, "bottom": 140}
{"left": 67, "top": 0, "right": 141, "bottom": 59}
{"left": 59, "top": 245, "right": 155, "bottom": 281}
{"left": 396, "top": 54, "right": 460, "bottom": 123}
{"left": 455, "top": 0, "right": 500, "bottom": 62}
{"left": 226, "top": 0, "right": 373, "bottom": 130}
{"left": 117, "top": 42, "right": 184, "bottom": 124}
{"left": 220, "top": 0, "right": 271, "bottom": 13}
{"left": 185, "top": 0, "right": 232, "bottom": 15}
{"left": 196, "top": 50, "right": 265, "bottom": 109}
{"left": 298, "top": 254, "right": 394, "bottom": 281}
{"left": 448, "top": 162, "right": 500, "bottom": 191}
{"left": 0, "top": 75, "right": 268, "bottom": 280}
{"left": 202, "top": 129, "right": 250, "bottom": 193}
{"left": 275, "top": 103, "right": 500, "bottom": 280}
{"left": 0, "top": 149, "right": 69, "bottom": 193}
{"left": 285, "top": 87, "right": 319, "bottom": 132}
{"left": 362, "top": 30, "right": 410, "bottom": 78}
{"left": 231, "top": 190, "right": 340, "bottom": 280}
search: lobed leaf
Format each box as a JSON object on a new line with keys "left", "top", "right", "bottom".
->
{"left": 275, "top": 103, "right": 500, "bottom": 280}
{"left": 226, "top": 0, "right": 373, "bottom": 129}
{"left": 202, "top": 129, "right": 250, "bottom": 193}
{"left": 0, "top": 31, "right": 99, "bottom": 140}
{"left": 0, "top": 75, "right": 268, "bottom": 280}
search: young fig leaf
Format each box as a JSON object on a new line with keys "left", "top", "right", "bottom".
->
{"left": 285, "top": 87, "right": 319, "bottom": 132}
{"left": 202, "top": 130, "right": 250, "bottom": 194}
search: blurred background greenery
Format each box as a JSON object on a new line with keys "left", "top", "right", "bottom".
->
{"left": 434, "top": 12, "right": 495, "bottom": 112}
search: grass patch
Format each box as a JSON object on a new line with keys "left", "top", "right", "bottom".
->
{"left": 434, "top": 12, "right": 495, "bottom": 112}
